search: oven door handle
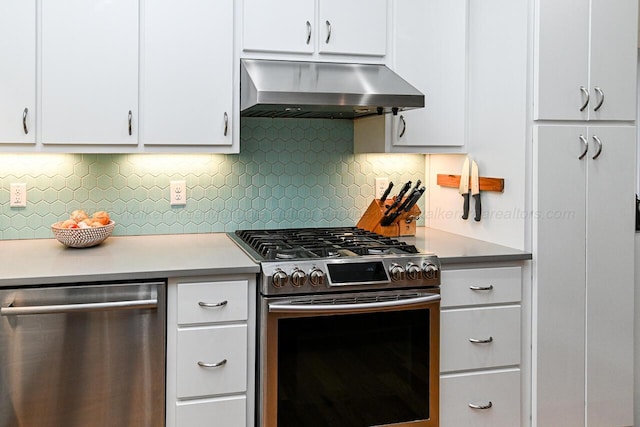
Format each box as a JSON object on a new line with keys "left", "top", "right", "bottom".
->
{"left": 268, "top": 293, "right": 440, "bottom": 314}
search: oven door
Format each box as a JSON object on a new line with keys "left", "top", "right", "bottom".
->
{"left": 259, "top": 291, "right": 440, "bottom": 427}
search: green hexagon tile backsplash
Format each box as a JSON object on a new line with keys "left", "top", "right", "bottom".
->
{"left": 0, "top": 118, "right": 426, "bottom": 240}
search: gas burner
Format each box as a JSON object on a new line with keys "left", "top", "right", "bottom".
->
{"left": 229, "top": 227, "right": 440, "bottom": 297}
{"left": 234, "top": 227, "right": 420, "bottom": 261}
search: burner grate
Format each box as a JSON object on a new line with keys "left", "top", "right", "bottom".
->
{"left": 235, "top": 227, "right": 419, "bottom": 260}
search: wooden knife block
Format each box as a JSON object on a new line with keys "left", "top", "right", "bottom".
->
{"left": 357, "top": 199, "right": 421, "bottom": 237}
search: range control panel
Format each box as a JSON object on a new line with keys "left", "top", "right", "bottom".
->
{"left": 260, "top": 255, "right": 440, "bottom": 296}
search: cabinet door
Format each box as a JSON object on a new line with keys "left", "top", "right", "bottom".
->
{"left": 440, "top": 306, "right": 520, "bottom": 372}
{"left": 242, "top": 0, "right": 314, "bottom": 54}
{"left": 533, "top": 0, "right": 589, "bottom": 120}
{"left": 317, "top": 0, "right": 387, "bottom": 56}
{"left": 440, "top": 369, "right": 520, "bottom": 427}
{"left": 0, "top": 0, "right": 35, "bottom": 143}
{"left": 177, "top": 324, "right": 248, "bottom": 398}
{"left": 533, "top": 125, "right": 587, "bottom": 426}
{"left": 176, "top": 395, "right": 246, "bottom": 427}
{"left": 41, "top": 0, "right": 138, "bottom": 145}
{"left": 588, "top": 0, "right": 638, "bottom": 121}
{"left": 143, "top": 0, "right": 233, "bottom": 147}
{"left": 392, "top": 0, "right": 466, "bottom": 148}
{"left": 441, "top": 267, "right": 522, "bottom": 309}
{"left": 584, "top": 126, "right": 635, "bottom": 426}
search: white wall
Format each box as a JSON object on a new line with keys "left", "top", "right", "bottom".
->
{"left": 426, "top": 0, "right": 529, "bottom": 250}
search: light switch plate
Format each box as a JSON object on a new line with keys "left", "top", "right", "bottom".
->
{"left": 10, "top": 183, "right": 27, "bottom": 207}
{"left": 170, "top": 180, "right": 187, "bottom": 206}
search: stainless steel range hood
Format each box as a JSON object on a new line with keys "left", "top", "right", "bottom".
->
{"left": 240, "top": 59, "right": 424, "bottom": 119}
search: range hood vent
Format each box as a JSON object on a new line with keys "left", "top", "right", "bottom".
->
{"left": 240, "top": 59, "right": 424, "bottom": 119}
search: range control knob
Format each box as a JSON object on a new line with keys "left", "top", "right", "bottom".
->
{"left": 406, "top": 263, "right": 422, "bottom": 280}
{"left": 388, "top": 263, "right": 405, "bottom": 281}
{"left": 309, "top": 268, "right": 326, "bottom": 287}
{"left": 291, "top": 268, "right": 307, "bottom": 287}
{"left": 272, "top": 269, "right": 289, "bottom": 288}
{"left": 422, "top": 262, "right": 439, "bottom": 280}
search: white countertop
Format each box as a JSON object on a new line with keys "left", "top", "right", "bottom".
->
{"left": 0, "top": 228, "right": 531, "bottom": 287}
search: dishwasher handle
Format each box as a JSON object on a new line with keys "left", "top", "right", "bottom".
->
{"left": 1, "top": 297, "right": 158, "bottom": 316}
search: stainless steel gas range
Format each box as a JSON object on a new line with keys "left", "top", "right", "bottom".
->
{"left": 229, "top": 227, "right": 441, "bottom": 427}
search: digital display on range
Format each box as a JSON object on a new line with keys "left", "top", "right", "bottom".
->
{"left": 326, "top": 261, "right": 388, "bottom": 285}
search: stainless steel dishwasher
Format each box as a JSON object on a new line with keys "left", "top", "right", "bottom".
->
{"left": 0, "top": 281, "right": 166, "bottom": 427}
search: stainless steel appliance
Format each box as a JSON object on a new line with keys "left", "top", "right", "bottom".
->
{"left": 0, "top": 281, "right": 166, "bottom": 427}
{"left": 229, "top": 227, "right": 441, "bottom": 427}
{"left": 240, "top": 59, "right": 425, "bottom": 119}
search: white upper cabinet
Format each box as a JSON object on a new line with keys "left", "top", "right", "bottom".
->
{"left": 242, "top": 0, "right": 315, "bottom": 55}
{"left": 317, "top": 0, "right": 387, "bottom": 56}
{"left": 242, "top": 0, "right": 387, "bottom": 59}
{"left": 534, "top": 0, "right": 638, "bottom": 120}
{"left": 391, "top": 0, "right": 467, "bottom": 149}
{"left": 41, "top": 0, "right": 139, "bottom": 145}
{"left": 0, "top": 0, "right": 36, "bottom": 144}
{"left": 142, "top": 0, "right": 235, "bottom": 150}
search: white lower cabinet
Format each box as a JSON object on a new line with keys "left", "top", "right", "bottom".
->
{"left": 441, "top": 369, "right": 520, "bottom": 426}
{"left": 176, "top": 395, "right": 246, "bottom": 426}
{"left": 166, "top": 275, "right": 256, "bottom": 427}
{"left": 441, "top": 306, "right": 520, "bottom": 372}
{"left": 176, "top": 325, "right": 248, "bottom": 398}
{"left": 440, "top": 266, "right": 523, "bottom": 427}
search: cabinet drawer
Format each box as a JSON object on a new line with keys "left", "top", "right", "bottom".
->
{"left": 440, "top": 369, "right": 520, "bottom": 427}
{"left": 441, "top": 306, "right": 520, "bottom": 372}
{"left": 177, "top": 280, "right": 248, "bottom": 325}
{"left": 176, "top": 395, "right": 246, "bottom": 427}
{"left": 441, "top": 267, "right": 521, "bottom": 308}
{"left": 177, "top": 325, "right": 248, "bottom": 398}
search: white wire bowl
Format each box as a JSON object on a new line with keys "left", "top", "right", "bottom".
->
{"left": 51, "top": 220, "right": 115, "bottom": 248}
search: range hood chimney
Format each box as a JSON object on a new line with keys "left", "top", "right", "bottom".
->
{"left": 240, "top": 59, "right": 424, "bottom": 119}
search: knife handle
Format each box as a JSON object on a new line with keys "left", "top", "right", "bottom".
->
{"left": 473, "top": 193, "right": 481, "bottom": 222}
{"left": 462, "top": 193, "right": 470, "bottom": 220}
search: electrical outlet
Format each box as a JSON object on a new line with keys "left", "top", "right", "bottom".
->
{"left": 375, "top": 177, "right": 389, "bottom": 199}
{"left": 170, "top": 180, "right": 187, "bottom": 206}
{"left": 10, "top": 183, "right": 27, "bottom": 207}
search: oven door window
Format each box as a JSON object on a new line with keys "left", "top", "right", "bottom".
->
{"left": 277, "top": 309, "right": 430, "bottom": 427}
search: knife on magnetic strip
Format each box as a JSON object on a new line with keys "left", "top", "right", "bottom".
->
{"left": 460, "top": 157, "right": 470, "bottom": 220}
{"left": 471, "top": 160, "right": 481, "bottom": 221}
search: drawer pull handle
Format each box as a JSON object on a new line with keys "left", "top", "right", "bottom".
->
{"left": 468, "top": 401, "right": 493, "bottom": 410}
{"left": 579, "top": 86, "right": 589, "bottom": 111}
{"left": 469, "top": 285, "right": 493, "bottom": 291}
{"left": 23, "top": 107, "right": 29, "bottom": 134}
{"left": 469, "top": 336, "right": 493, "bottom": 344}
{"left": 198, "top": 300, "right": 228, "bottom": 308}
{"left": 197, "top": 359, "right": 227, "bottom": 368}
